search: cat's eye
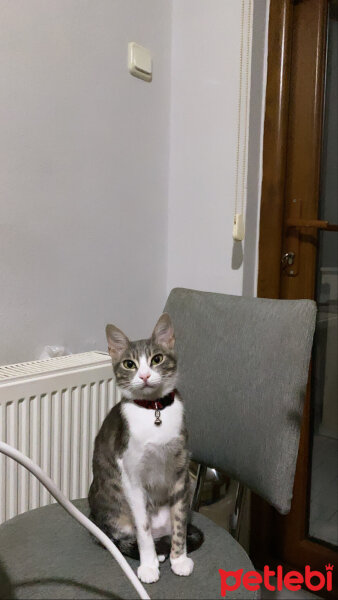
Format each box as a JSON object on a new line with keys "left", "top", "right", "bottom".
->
{"left": 151, "top": 354, "right": 163, "bottom": 366}
{"left": 123, "top": 359, "right": 137, "bottom": 370}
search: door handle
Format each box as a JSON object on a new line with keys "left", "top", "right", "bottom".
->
{"left": 286, "top": 218, "right": 338, "bottom": 232}
{"left": 283, "top": 199, "right": 338, "bottom": 278}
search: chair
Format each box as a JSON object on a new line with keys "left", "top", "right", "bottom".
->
{"left": 0, "top": 288, "right": 316, "bottom": 599}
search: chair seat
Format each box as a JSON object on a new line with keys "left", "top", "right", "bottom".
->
{"left": 0, "top": 499, "right": 257, "bottom": 599}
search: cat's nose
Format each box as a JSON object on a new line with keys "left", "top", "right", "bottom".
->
{"left": 139, "top": 372, "right": 151, "bottom": 382}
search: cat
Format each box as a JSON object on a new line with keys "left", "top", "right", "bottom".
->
{"left": 88, "top": 313, "right": 203, "bottom": 584}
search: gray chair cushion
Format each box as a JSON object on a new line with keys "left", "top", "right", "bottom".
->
{"left": 164, "top": 288, "right": 316, "bottom": 514}
{"left": 0, "top": 499, "right": 257, "bottom": 599}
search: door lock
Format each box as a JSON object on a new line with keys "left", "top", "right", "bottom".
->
{"left": 281, "top": 252, "right": 295, "bottom": 267}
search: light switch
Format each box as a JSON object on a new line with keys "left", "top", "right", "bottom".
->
{"left": 128, "top": 42, "right": 152, "bottom": 82}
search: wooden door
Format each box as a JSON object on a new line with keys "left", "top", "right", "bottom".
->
{"left": 250, "top": 0, "right": 338, "bottom": 596}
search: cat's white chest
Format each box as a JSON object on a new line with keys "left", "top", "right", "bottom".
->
{"left": 118, "top": 397, "right": 184, "bottom": 539}
{"left": 122, "top": 396, "right": 183, "bottom": 450}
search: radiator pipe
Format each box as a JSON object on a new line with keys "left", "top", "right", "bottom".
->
{"left": 0, "top": 441, "right": 150, "bottom": 600}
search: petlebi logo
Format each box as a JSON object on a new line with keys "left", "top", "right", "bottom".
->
{"left": 218, "top": 563, "right": 334, "bottom": 596}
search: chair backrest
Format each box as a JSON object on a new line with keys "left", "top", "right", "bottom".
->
{"left": 164, "top": 288, "right": 316, "bottom": 514}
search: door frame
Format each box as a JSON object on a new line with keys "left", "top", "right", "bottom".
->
{"left": 251, "top": 0, "right": 337, "bottom": 596}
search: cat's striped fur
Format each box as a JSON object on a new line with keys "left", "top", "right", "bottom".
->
{"left": 88, "top": 314, "right": 203, "bottom": 584}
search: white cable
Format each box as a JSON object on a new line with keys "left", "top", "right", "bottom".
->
{"left": 0, "top": 441, "right": 150, "bottom": 600}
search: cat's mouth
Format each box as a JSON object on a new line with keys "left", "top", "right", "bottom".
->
{"left": 132, "top": 380, "right": 162, "bottom": 392}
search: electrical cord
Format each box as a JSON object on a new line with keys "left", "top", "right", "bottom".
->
{"left": 0, "top": 441, "right": 150, "bottom": 600}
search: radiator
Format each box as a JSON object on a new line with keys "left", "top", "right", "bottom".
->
{"left": 0, "top": 351, "right": 119, "bottom": 524}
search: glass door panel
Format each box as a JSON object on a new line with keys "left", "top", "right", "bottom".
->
{"left": 308, "top": 0, "right": 338, "bottom": 548}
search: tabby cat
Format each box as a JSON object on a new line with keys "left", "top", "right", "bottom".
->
{"left": 88, "top": 313, "right": 203, "bottom": 584}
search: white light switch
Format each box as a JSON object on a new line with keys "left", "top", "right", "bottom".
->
{"left": 128, "top": 42, "right": 152, "bottom": 82}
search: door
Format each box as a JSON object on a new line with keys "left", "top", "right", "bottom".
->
{"left": 250, "top": 0, "right": 338, "bottom": 596}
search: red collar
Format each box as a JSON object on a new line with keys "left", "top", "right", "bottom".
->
{"left": 134, "top": 389, "right": 176, "bottom": 411}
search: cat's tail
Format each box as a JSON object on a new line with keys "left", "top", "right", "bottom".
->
{"left": 186, "top": 522, "right": 204, "bottom": 553}
{"left": 155, "top": 523, "right": 204, "bottom": 561}
{"left": 105, "top": 535, "right": 170, "bottom": 562}
{"left": 90, "top": 516, "right": 204, "bottom": 561}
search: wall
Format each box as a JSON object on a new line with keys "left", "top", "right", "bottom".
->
{"left": 0, "top": 0, "right": 269, "bottom": 366}
{"left": 0, "top": 0, "right": 172, "bottom": 365}
{"left": 167, "top": 0, "right": 269, "bottom": 297}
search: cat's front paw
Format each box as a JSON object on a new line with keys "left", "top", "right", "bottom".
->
{"left": 137, "top": 564, "right": 160, "bottom": 584}
{"left": 170, "top": 554, "right": 194, "bottom": 577}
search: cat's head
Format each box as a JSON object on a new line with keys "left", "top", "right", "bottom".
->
{"left": 105, "top": 313, "right": 177, "bottom": 400}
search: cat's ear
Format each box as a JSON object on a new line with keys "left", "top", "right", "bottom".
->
{"left": 105, "top": 324, "right": 129, "bottom": 361}
{"left": 152, "top": 313, "right": 175, "bottom": 350}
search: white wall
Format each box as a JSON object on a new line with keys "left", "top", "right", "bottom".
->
{"left": 0, "top": 0, "right": 172, "bottom": 365}
{"left": 0, "top": 0, "right": 269, "bottom": 366}
{"left": 167, "top": 0, "right": 268, "bottom": 297}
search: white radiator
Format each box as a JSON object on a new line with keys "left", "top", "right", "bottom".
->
{"left": 0, "top": 351, "right": 118, "bottom": 524}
